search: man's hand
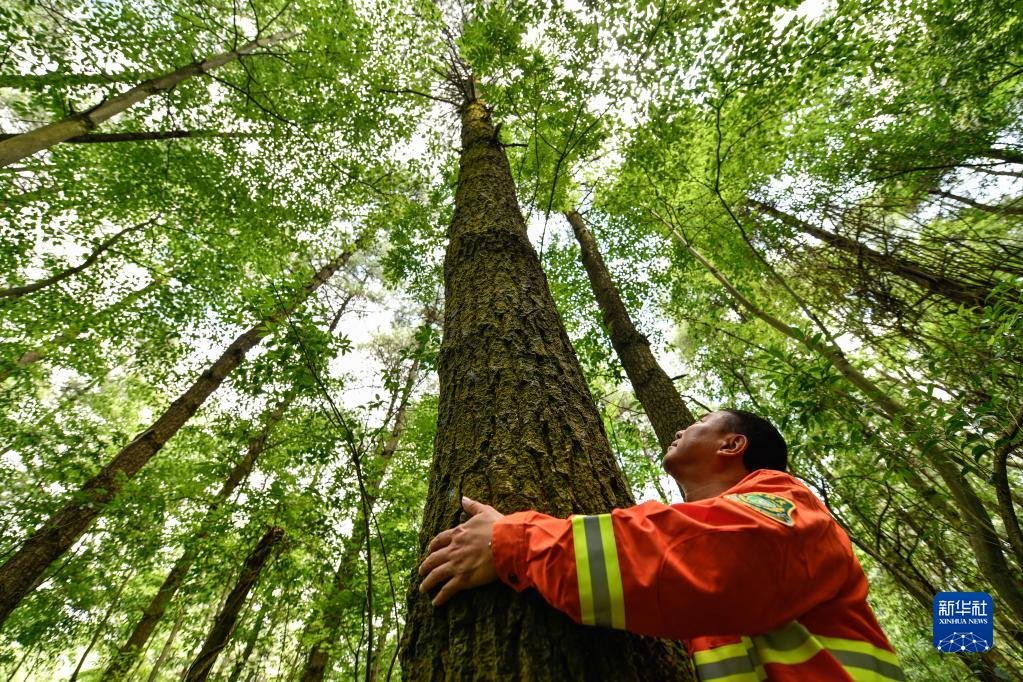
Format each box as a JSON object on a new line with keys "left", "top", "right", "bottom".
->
{"left": 418, "top": 497, "right": 504, "bottom": 606}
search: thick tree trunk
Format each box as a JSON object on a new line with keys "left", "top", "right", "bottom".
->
{"left": 399, "top": 96, "right": 690, "bottom": 680}
{"left": 751, "top": 201, "right": 991, "bottom": 307}
{"left": 0, "top": 243, "right": 359, "bottom": 626}
{"left": 183, "top": 527, "right": 285, "bottom": 682}
{"left": 102, "top": 398, "right": 290, "bottom": 680}
{"left": 0, "top": 218, "right": 153, "bottom": 299}
{"left": 566, "top": 210, "right": 695, "bottom": 451}
{"left": 300, "top": 339, "right": 427, "bottom": 682}
{"left": 0, "top": 32, "right": 295, "bottom": 167}
{"left": 0, "top": 130, "right": 243, "bottom": 144}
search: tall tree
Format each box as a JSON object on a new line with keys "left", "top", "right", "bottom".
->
{"left": 183, "top": 526, "right": 285, "bottom": 682}
{"left": 0, "top": 31, "right": 295, "bottom": 167}
{"left": 0, "top": 239, "right": 364, "bottom": 626}
{"left": 399, "top": 71, "right": 690, "bottom": 679}
{"left": 101, "top": 396, "right": 290, "bottom": 679}
{"left": 566, "top": 210, "right": 695, "bottom": 451}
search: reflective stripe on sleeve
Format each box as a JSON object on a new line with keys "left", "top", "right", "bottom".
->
{"left": 694, "top": 622, "right": 904, "bottom": 681}
{"left": 570, "top": 514, "right": 626, "bottom": 629}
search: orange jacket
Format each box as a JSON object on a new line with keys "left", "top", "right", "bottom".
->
{"left": 491, "top": 469, "right": 903, "bottom": 681}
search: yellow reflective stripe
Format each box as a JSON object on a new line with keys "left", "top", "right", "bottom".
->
{"left": 694, "top": 637, "right": 765, "bottom": 681}
{"left": 816, "top": 635, "right": 901, "bottom": 667}
{"left": 817, "top": 635, "right": 904, "bottom": 681}
{"left": 597, "top": 514, "right": 626, "bottom": 630}
{"left": 695, "top": 624, "right": 904, "bottom": 682}
{"left": 753, "top": 621, "right": 822, "bottom": 665}
{"left": 571, "top": 516, "right": 595, "bottom": 626}
{"left": 693, "top": 641, "right": 753, "bottom": 665}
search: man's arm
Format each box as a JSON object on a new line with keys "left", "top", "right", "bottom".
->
{"left": 419, "top": 485, "right": 851, "bottom": 640}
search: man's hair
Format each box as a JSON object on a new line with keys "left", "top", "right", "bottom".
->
{"left": 720, "top": 409, "right": 788, "bottom": 472}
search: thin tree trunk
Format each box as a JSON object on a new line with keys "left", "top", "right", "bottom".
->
{"left": 667, "top": 223, "right": 1023, "bottom": 623}
{"left": 300, "top": 333, "right": 429, "bottom": 682}
{"left": 992, "top": 405, "right": 1023, "bottom": 571}
{"left": 0, "top": 218, "right": 153, "bottom": 299}
{"left": 0, "top": 278, "right": 161, "bottom": 381}
{"left": 183, "top": 527, "right": 285, "bottom": 682}
{"left": 0, "top": 130, "right": 244, "bottom": 144}
{"left": 102, "top": 398, "right": 290, "bottom": 680}
{"left": 0, "top": 72, "right": 141, "bottom": 89}
{"left": 0, "top": 241, "right": 362, "bottom": 626}
{"left": 68, "top": 570, "right": 133, "bottom": 682}
{"left": 399, "top": 88, "right": 690, "bottom": 680}
{"left": 751, "top": 200, "right": 991, "bottom": 307}
{"left": 0, "top": 32, "right": 296, "bottom": 167}
{"left": 368, "top": 607, "right": 393, "bottom": 682}
{"left": 145, "top": 608, "right": 185, "bottom": 682}
{"left": 226, "top": 606, "right": 268, "bottom": 682}
{"left": 986, "top": 147, "right": 1023, "bottom": 165}
{"left": 566, "top": 209, "right": 695, "bottom": 451}
{"left": 927, "top": 189, "right": 1023, "bottom": 216}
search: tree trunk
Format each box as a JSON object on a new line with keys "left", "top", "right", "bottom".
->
{"left": 145, "top": 608, "right": 185, "bottom": 682}
{"left": 672, "top": 229, "right": 1023, "bottom": 624}
{"left": 0, "top": 218, "right": 153, "bottom": 299}
{"left": 68, "top": 569, "right": 133, "bottom": 682}
{"left": 0, "top": 242, "right": 361, "bottom": 626}
{"left": 0, "top": 130, "right": 244, "bottom": 144}
{"left": 0, "top": 278, "right": 160, "bottom": 381}
{"left": 0, "top": 32, "right": 295, "bottom": 167}
{"left": 751, "top": 201, "right": 991, "bottom": 308}
{"left": 226, "top": 606, "right": 268, "bottom": 682}
{"left": 301, "top": 332, "right": 429, "bottom": 682}
{"left": 399, "top": 94, "right": 690, "bottom": 680}
{"left": 183, "top": 527, "right": 285, "bottom": 682}
{"left": 566, "top": 210, "right": 695, "bottom": 451}
{"left": 102, "top": 398, "right": 290, "bottom": 680}
{"left": 928, "top": 189, "right": 1023, "bottom": 216}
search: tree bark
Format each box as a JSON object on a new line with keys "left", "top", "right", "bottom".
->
{"left": 0, "top": 32, "right": 296, "bottom": 167}
{"left": 399, "top": 94, "right": 690, "bottom": 680}
{"left": 183, "top": 527, "right": 285, "bottom": 682}
{"left": 0, "top": 130, "right": 244, "bottom": 144}
{"left": 0, "top": 218, "right": 153, "bottom": 299}
{"left": 0, "top": 241, "right": 361, "bottom": 626}
{"left": 566, "top": 210, "right": 695, "bottom": 451}
{"left": 751, "top": 201, "right": 991, "bottom": 308}
{"left": 101, "top": 398, "right": 290, "bottom": 680}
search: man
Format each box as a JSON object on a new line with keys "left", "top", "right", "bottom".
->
{"left": 418, "top": 409, "right": 903, "bottom": 681}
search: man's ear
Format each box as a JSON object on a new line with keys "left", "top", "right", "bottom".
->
{"left": 719, "top": 434, "right": 748, "bottom": 458}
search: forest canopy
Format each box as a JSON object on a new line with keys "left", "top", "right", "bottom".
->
{"left": 1, "top": 0, "right": 1021, "bottom": 680}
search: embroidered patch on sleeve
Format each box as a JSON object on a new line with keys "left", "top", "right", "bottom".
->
{"left": 724, "top": 492, "right": 796, "bottom": 526}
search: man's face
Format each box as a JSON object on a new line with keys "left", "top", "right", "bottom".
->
{"left": 661, "top": 411, "right": 735, "bottom": 479}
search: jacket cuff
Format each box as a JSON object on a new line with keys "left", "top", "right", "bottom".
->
{"left": 492, "top": 512, "right": 533, "bottom": 592}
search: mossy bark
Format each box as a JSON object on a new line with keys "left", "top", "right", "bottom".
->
{"left": 566, "top": 210, "right": 695, "bottom": 452}
{"left": 399, "top": 101, "right": 691, "bottom": 681}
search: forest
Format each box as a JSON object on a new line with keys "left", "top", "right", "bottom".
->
{"left": 0, "top": 0, "right": 1021, "bottom": 679}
